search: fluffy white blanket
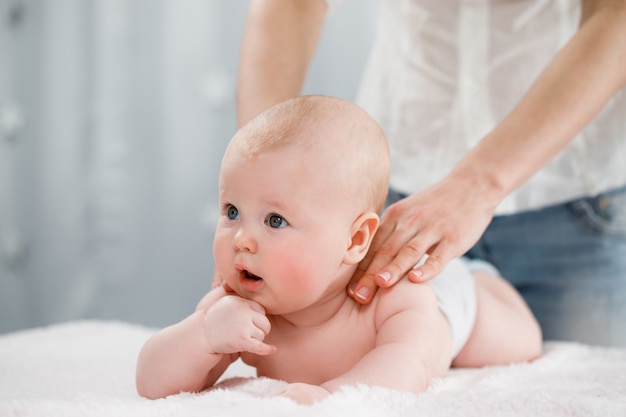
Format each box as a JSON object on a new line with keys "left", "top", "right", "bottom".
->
{"left": 1, "top": 320, "right": 625, "bottom": 417}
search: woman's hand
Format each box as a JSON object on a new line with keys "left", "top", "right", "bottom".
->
{"left": 349, "top": 173, "right": 499, "bottom": 303}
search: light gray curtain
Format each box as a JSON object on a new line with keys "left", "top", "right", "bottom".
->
{"left": 0, "top": 0, "right": 377, "bottom": 333}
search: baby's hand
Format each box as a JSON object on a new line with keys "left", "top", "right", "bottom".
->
{"left": 202, "top": 295, "right": 276, "bottom": 356}
{"left": 273, "top": 383, "right": 331, "bottom": 404}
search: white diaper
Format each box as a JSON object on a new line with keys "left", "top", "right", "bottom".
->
{"left": 426, "top": 257, "right": 497, "bottom": 358}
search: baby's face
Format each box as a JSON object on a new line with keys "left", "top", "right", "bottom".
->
{"left": 214, "top": 144, "right": 358, "bottom": 315}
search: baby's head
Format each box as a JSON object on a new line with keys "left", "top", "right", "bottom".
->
{"left": 229, "top": 95, "right": 390, "bottom": 213}
{"left": 214, "top": 96, "right": 390, "bottom": 315}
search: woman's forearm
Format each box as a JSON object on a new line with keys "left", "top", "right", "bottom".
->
{"left": 237, "top": 0, "right": 327, "bottom": 127}
{"left": 450, "top": 0, "right": 626, "bottom": 203}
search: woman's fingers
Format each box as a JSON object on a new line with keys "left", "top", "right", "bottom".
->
{"left": 348, "top": 216, "right": 396, "bottom": 301}
{"left": 351, "top": 225, "right": 434, "bottom": 302}
{"left": 373, "top": 231, "right": 436, "bottom": 285}
{"left": 408, "top": 245, "right": 451, "bottom": 283}
{"left": 349, "top": 175, "right": 497, "bottom": 304}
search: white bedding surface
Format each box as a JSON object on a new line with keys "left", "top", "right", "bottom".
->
{"left": 1, "top": 320, "right": 625, "bottom": 417}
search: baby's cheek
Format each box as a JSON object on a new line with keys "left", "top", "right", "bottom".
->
{"left": 273, "top": 249, "right": 320, "bottom": 291}
{"left": 270, "top": 232, "right": 345, "bottom": 295}
{"left": 213, "top": 234, "right": 234, "bottom": 276}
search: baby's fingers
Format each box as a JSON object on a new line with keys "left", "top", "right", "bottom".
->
{"left": 246, "top": 338, "right": 277, "bottom": 356}
{"left": 247, "top": 308, "right": 274, "bottom": 355}
{"left": 250, "top": 309, "right": 271, "bottom": 334}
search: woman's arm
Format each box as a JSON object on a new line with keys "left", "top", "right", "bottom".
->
{"left": 351, "top": 0, "right": 626, "bottom": 301}
{"left": 237, "top": 0, "right": 327, "bottom": 127}
{"left": 456, "top": 0, "right": 626, "bottom": 202}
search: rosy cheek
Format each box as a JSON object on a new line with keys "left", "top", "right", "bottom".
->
{"left": 274, "top": 255, "right": 320, "bottom": 293}
{"left": 213, "top": 232, "right": 233, "bottom": 268}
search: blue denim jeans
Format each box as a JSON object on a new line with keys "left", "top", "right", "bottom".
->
{"left": 386, "top": 185, "right": 626, "bottom": 347}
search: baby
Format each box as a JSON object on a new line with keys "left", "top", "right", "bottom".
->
{"left": 136, "top": 95, "right": 542, "bottom": 404}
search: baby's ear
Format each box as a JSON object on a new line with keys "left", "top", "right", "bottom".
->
{"left": 344, "top": 212, "right": 380, "bottom": 265}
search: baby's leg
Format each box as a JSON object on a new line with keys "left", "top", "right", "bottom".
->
{"left": 452, "top": 271, "right": 542, "bottom": 367}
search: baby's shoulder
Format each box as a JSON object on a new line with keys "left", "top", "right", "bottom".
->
{"left": 373, "top": 279, "right": 439, "bottom": 325}
{"left": 378, "top": 278, "right": 438, "bottom": 304}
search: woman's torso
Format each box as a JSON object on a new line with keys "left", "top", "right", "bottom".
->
{"left": 356, "top": 0, "right": 626, "bottom": 214}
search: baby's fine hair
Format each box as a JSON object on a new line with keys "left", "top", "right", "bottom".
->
{"left": 230, "top": 95, "right": 390, "bottom": 213}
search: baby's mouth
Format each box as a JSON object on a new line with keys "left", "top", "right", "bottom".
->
{"left": 238, "top": 269, "right": 264, "bottom": 292}
{"left": 243, "top": 270, "right": 263, "bottom": 281}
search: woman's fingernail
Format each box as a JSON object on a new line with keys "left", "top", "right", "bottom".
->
{"left": 356, "top": 287, "right": 370, "bottom": 300}
{"left": 378, "top": 272, "right": 391, "bottom": 283}
{"left": 410, "top": 269, "right": 424, "bottom": 281}
{"left": 347, "top": 285, "right": 355, "bottom": 296}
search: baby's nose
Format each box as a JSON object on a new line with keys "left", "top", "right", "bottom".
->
{"left": 233, "top": 227, "right": 257, "bottom": 253}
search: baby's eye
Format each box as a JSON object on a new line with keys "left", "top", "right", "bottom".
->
{"left": 225, "top": 204, "right": 239, "bottom": 220}
{"left": 266, "top": 214, "right": 288, "bottom": 229}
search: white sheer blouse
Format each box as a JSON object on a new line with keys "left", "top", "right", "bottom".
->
{"left": 329, "top": 0, "right": 626, "bottom": 214}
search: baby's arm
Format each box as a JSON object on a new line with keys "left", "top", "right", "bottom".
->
{"left": 277, "top": 280, "right": 452, "bottom": 403}
{"left": 136, "top": 286, "right": 276, "bottom": 399}
{"left": 330, "top": 280, "right": 451, "bottom": 393}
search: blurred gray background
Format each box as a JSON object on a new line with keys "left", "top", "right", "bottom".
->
{"left": 0, "top": 0, "right": 377, "bottom": 333}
